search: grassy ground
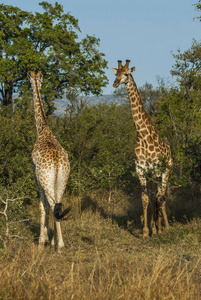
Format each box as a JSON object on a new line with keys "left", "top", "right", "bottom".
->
{"left": 0, "top": 187, "right": 201, "bottom": 299}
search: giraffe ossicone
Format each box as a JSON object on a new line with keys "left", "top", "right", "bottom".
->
{"left": 29, "top": 70, "right": 70, "bottom": 251}
{"left": 112, "top": 60, "right": 173, "bottom": 237}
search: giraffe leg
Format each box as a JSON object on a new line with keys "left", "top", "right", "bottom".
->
{"left": 38, "top": 200, "right": 50, "bottom": 249}
{"left": 157, "top": 197, "right": 163, "bottom": 233}
{"left": 141, "top": 188, "right": 149, "bottom": 238}
{"left": 51, "top": 205, "right": 65, "bottom": 252}
{"left": 53, "top": 166, "right": 70, "bottom": 251}
{"left": 161, "top": 201, "right": 169, "bottom": 230}
{"left": 161, "top": 173, "right": 170, "bottom": 230}
{"left": 136, "top": 163, "right": 149, "bottom": 238}
{"left": 55, "top": 219, "right": 65, "bottom": 251}
{"left": 157, "top": 172, "right": 169, "bottom": 233}
{"left": 37, "top": 185, "right": 50, "bottom": 249}
{"left": 157, "top": 193, "right": 168, "bottom": 233}
{"left": 150, "top": 196, "right": 157, "bottom": 235}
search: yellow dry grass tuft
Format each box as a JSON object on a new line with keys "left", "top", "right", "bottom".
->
{"left": 0, "top": 191, "right": 201, "bottom": 299}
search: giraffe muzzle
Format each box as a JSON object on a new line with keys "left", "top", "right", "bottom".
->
{"left": 113, "top": 81, "right": 119, "bottom": 88}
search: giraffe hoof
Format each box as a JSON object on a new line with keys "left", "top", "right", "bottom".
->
{"left": 38, "top": 243, "right": 45, "bottom": 251}
{"left": 57, "top": 247, "right": 64, "bottom": 254}
{"left": 152, "top": 227, "right": 157, "bottom": 235}
{"left": 143, "top": 227, "right": 149, "bottom": 238}
{"left": 51, "top": 239, "right": 55, "bottom": 248}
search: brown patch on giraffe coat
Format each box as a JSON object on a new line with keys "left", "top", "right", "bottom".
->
{"left": 146, "top": 136, "right": 153, "bottom": 144}
{"left": 141, "top": 129, "right": 148, "bottom": 136}
{"left": 132, "top": 109, "right": 139, "bottom": 116}
{"left": 135, "top": 147, "right": 140, "bottom": 155}
{"left": 149, "top": 145, "right": 154, "bottom": 152}
{"left": 152, "top": 132, "right": 157, "bottom": 140}
{"left": 151, "top": 152, "right": 156, "bottom": 158}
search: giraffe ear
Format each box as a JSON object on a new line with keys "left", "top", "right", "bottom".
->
{"left": 130, "top": 67, "right": 135, "bottom": 74}
{"left": 112, "top": 68, "right": 118, "bottom": 75}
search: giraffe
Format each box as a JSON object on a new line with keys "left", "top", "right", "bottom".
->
{"left": 28, "top": 70, "right": 70, "bottom": 251}
{"left": 112, "top": 60, "right": 173, "bottom": 237}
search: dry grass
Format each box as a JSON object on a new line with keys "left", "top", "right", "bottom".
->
{"left": 0, "top": 190, "right": 201, "bottom": 299}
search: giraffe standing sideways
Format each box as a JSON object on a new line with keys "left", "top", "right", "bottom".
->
{"left": 112, "top": 60, "right": 173, "bottom": 237}
{"left": 29, "top": 70, "right": 70, "bottom": 250}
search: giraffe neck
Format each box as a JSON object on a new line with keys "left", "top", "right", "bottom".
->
{"left": 126, "top": 76, "right": 152, "bottom": 134}
{"left": 32, "top": 78, "right": 47, "bottom": 135}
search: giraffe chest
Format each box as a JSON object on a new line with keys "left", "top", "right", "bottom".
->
{"left": 135, "top": 134, "right": 168, "bottom": 164}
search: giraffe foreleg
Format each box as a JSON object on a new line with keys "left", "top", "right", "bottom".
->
{"left": 136, "top": 164, "right": 149, "bottom": 238}
{"left": 149, "top": 192, "right": 157, "bottom": 235}
{"left": 157, "top": 172, "right": 169, "bottom": 232}
{"left": 141, "top": 188, "right": 149, "bottom": 238}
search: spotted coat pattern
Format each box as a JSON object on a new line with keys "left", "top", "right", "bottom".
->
{"left": 29, "top": 70, "right": 70, "bottom": 250}
{"left": 112, "top": 60, "right": 173, "bottom": 237}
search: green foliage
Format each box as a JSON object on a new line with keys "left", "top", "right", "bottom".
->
{"left": 0, "top": 2, "right": 108, "bottom": 111}
{"left": 0, "top": 2, "right": 201, "bottom": 232}
{"left": 52, "top": 102, "right": 137, "bottom": 195}
{"left": 194, "top": 0, "right": 201, "bottom": 21}
{"left": 138, "top": 79, "right": 165, "bottom": 116}
{"left": 154, "top": 42, "right": 201, "bottom": 186}
{"left": 0, "top": 94, "right": 37, "bottom": 200}
{"left": 113, "top": 80, "right": 164, "bottom": 116}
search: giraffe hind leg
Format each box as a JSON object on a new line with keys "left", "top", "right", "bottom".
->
{"left": 156, "top": 173, "right": 169, "bottom": 233}
{"left": 38, "top": 186, "right": 50, "bottom": 249}
{"left": 50, "top": 204, "right": 65, "bottom": 251}
{"left": 33, "top": 166, "right": 51, "bottom": 249}
{"left": 150, "top": 195, "right": 157, "bottom": 235}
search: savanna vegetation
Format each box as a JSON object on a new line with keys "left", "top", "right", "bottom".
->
{"left": 0, "top": 1, "right": 201, "bottom": 299}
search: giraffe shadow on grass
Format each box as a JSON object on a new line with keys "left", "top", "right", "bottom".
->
{"left": 28, "top": 219, "right": 54, "bottom": 246}
{"left": 80, "top": 183, "right": 201, "bottom": 237}
{"left": 80, "top": 188, "right": 147, "bottom": 238}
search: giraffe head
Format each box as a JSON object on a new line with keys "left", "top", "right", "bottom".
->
{"left": 28, "top": 69, "right": 43, "bottom": 90}
{"left": 112, "top": 60, "right": 135, "bottom": 88}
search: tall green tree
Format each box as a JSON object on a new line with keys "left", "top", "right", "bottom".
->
{"left": 154, "top": 42, "right": 201, "bottom": 185}
{"left": 0, "top": 2, "right": 108, "bottom": 112}
{"left": 113, "top": 80, "right": 164, "bottom": 116}
{"left": 51, "top": 102, "right": 137, "bottom": 196}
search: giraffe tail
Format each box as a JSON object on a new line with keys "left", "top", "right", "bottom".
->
{"left": 54, "top": 203, "right": 71, "bottom": 220}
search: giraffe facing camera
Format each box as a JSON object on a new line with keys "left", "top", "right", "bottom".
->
{"left": 112, "top": 60, "right": 173, "bottom": 237}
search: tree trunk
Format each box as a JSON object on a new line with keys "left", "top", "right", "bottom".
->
{"left": 2, "top": 84, "right": 13, "bottom": 108}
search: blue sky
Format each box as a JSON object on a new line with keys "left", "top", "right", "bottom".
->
{"left": 4, "top": 0, "right": 201, "bottom": 94}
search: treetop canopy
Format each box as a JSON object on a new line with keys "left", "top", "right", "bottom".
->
{"left": 0, "top": 1, "right": 108, "bottom": 108}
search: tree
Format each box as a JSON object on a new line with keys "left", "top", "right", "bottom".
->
{"left": 138, "top": 79, "right": 165, "bottom": 116}
{"left": 194, "top": 0, "right": 201, "bottom": 21}
{"left": 113, "top": 80, "right": 164, "bottom": 116}
{"left": 154, "top": 42, "right": 201, "bottom": 185}
{"left": 0, "top": 2, "right": 108, "bottom": 112}
{"left": 52, "top": 102, "right": 137, "bottom": 196}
